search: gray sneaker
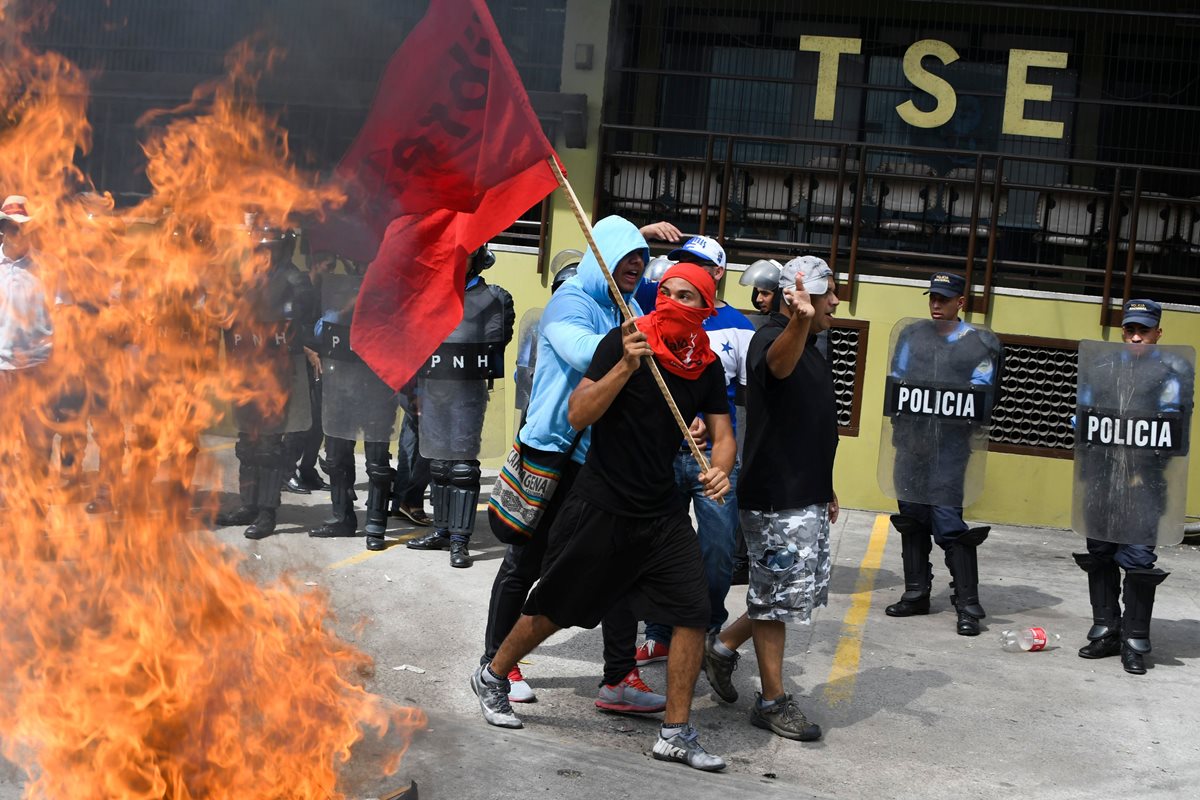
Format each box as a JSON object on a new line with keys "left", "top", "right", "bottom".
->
{"left": 652, "top": 724, "right": 727, "bottom": 772}
{"left": 471, "top": 665, "right": 523, "bottom": 729}
{"left": 595, "top": 668, "right": 666, "bottom": 713}
{"left": 750, "top": 693, "right": 822, "bottom": 741}
{"left": 702, "top": 634, "right": 739, "bottom": 703}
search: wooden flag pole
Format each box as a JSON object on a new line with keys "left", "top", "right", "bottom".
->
{"left": 547, "top": 157, "right": 717, "bottom": 486}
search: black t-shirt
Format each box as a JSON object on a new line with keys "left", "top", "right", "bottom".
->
{"left": 572, "top": 327, "right": 728, "bottom": 517}
{"left": 738, "top": 313, "right": 839, "bottom": 511}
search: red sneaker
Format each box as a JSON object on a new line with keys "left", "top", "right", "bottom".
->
{"left": 635, "top": 639, "right": 669, "bottom": 666}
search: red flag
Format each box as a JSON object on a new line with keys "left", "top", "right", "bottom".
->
{"left": 317, "top": 0, "right": 560, "bottom": 389}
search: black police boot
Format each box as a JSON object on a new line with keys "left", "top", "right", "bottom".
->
{"left": 1120, "top": 567, "right": 1169, "bottom": 675}
{"left": 245, "top": 465, "right": 286, "bottom": 540}
{"left": 1073, "top": 553, "right": 1122, "bottom": 659}
{"left": 407, "top": 529, "right": 453, "bottom": 550}
{"left": 885, "top": 521, "right": 933, "bottom": 617}
{"left": 217, "top": 463, "right": 258, "bottom": 526}
{"left": 283, "top": 471, "right": 311, "bottom": 495}
{"left": 364, "top": 457, "right": 396, "bottom": 553}
{"left": 450, "top": 538, "right": 473, "bottom": 568}
{"left": 244, "top": 508, "right": 277, "bottom": 540}
{"left": 217, "top": 504, "right": 258, "bottom": 526}
{"left": 946, "top": 527, "right": 989, "bottom": 636}
{"left": 445, "top": 461, "right": 480, "bottom": 568}
{"left": 309, "top": 483, "right": 358, "bottom": 538}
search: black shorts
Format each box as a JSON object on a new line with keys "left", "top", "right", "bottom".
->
{"left": 523, "top": 492, "right": 710, "bottom": 630}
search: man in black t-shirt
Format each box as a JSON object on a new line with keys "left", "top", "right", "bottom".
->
{"left": 471, "top": 264, "right": 734, "bottom": 772}
{"left": 702, "top": 255, "right": 841, "bottom": 743}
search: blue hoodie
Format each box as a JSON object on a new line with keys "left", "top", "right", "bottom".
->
{"left": 518, "top": 216, "right": 647, "bottom": 463}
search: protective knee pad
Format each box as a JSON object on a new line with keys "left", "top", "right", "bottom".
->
{"left": 445, "top": 460, "right": 481, "bottom": 535}
{"left": 254, "top": 467, "right": 286, "bottom": 509}
{"left": 430, "top": 459, "right": 452, "bottom": 482}
{"left": 449, "top": 460, "right": 482, "bottom": 488}
{"left": 364, "top": 441, "right": 392, "bottom": 473}
{"left": 897, "top": 530, "right": 933, "bottom": 598}
{"left": 259, "top": 435, "right": 286, "bottom": 467}
{"left": 946, "top": 542, "right": 984, "bottom": 617}
{"left": 324, "top": 437, "right": 356, "bottom": 486}
{"left": 1073, "top": 552, "right": 1107, "bottom": 573}
{"left": 1122, "top": 567, "right": 1169, "bottom": 651}
{"left": 957, "top": 526, "right": 990, "bottom": 548}
{"left": 237, "top": 461, "right": 257, "bottom": 506}
{"left": 365, "top": 465, "right": 397, "bottom": 536}
{"left": 234, "top": 433, "right": 255, "bottom": 463}
{"left": 889, "top": 513, "right": 928, "bottom": 537}
{"left": 241, "top": 435, "right": 286, "bottom": 469}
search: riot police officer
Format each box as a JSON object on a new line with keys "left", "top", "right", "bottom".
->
{"left": 406, "top": 246, "right": 514, "bottom": 567}
{"left": 215, "top": 224, "right": 317, "bottom": 539}
{"left": 881, "top": 273, "right": 1002, "bottom": 636}
{"left": 307, "top": 260, "right": 402, "bottom": 551}
{"left": 1072, "top": 299, "right": 1193, "bottom": 674}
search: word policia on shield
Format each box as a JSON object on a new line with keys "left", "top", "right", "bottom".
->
{"left": 0, "top": 0, "right": 555, "bottom": 795}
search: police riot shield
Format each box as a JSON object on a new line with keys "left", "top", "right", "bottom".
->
{"left": 512, "top": 308, "right": 542, "bottom": 434}
{"left": 1071, "top": 340, "right": 1194, "bottom": 546}
{"left": 418, "top": 286, "right": 508, "bottom": 461}
{"left": 319, "top": 273, "right": 399, "bottom": 443}
{"left": 217, "top": 259, "right": 313, "bottom": 436}
{"left": 877, "top": 317, "right": 1002, "bottom": 507}
{"left": 226, "top": 339, "right": 312, "bottom": 435}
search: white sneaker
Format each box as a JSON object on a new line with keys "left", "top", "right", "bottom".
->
{"left": 652, "top": 724, "right": 726, "bottom": 772}
{"left": 507, "top": 666, "right": 537, "bottom": 703}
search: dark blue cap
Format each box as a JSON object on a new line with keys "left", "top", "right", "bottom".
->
{"left": 924, "top": 272, "right": 966, "bottom": 298}
{"left": 1121, "top": 298, "right": 1162, "bottom": 328}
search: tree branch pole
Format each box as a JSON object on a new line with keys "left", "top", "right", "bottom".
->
{"left": 547, "top": 156, "right": 717, "bottom": 486}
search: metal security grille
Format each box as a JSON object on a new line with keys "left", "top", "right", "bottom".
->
{"left": 604, "top": 0, "right": 1200, "bottom": 313}
{"left": 990, "top": 338, "right": 1078, "bottom": 454}
{"left": 829, "top": 322, "right": 868, "bottom": 435}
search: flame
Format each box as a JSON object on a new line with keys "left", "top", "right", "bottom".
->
{"left": 0, "top": 10, "right": 424, "bottom": 798}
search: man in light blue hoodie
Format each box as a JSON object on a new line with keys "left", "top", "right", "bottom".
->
{"left": 480, "top": 215, "right": 669, "bottom": 712}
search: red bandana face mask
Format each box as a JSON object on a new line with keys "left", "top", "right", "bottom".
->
{"left": 635, "top": 264, "right": 717, "bottom": 379}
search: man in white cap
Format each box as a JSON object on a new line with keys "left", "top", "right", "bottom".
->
{"left": 0, "top": 195, "right": 55, "bottom": 476}
{"left": 700, "top": 254, "right": 841, "bottom": 742}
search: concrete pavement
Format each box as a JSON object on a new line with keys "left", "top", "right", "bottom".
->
{"left": 3, "top": 440, "right": 1199, "bottom": 798}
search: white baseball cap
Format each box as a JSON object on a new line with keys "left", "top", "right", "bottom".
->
{"left": 0, "top": 195, "right": 32, "bottom": 224}
{"left": 779, "top": 255, "right": 833, "bottom": 295}
{"left": 667, "top": 236, "right": 726, "bottom": 269}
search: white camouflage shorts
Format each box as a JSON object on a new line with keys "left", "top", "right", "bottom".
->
{"left": 742, "top": 505, "right": 831, "bottom": 625}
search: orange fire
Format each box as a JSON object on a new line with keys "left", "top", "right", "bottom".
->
{"left": 0, "top": 12, "right": 423, "bottom": 799}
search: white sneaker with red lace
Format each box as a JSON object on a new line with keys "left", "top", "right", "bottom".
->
{"left": 507, "top": 665, "right": 536, "bottom": 703}
{"left": 595, "top": 668, "right": 666, "bottom": 713}
{"left": 635, "top": 638, "right": 670, "bottom": 666}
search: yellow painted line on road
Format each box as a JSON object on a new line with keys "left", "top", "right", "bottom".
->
{"left": 327, "top": 530, "right": 425, "bottom": 569}
{"left": 323, "top": 500, "right": 492, "bottom": 569}
{"left": 823, "top": 513, "right": 890, "bottom": 707}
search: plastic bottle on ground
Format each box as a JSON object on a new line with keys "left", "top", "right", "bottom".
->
{"left": 998, "top": 627, "right": 1061, "bottom": 652}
